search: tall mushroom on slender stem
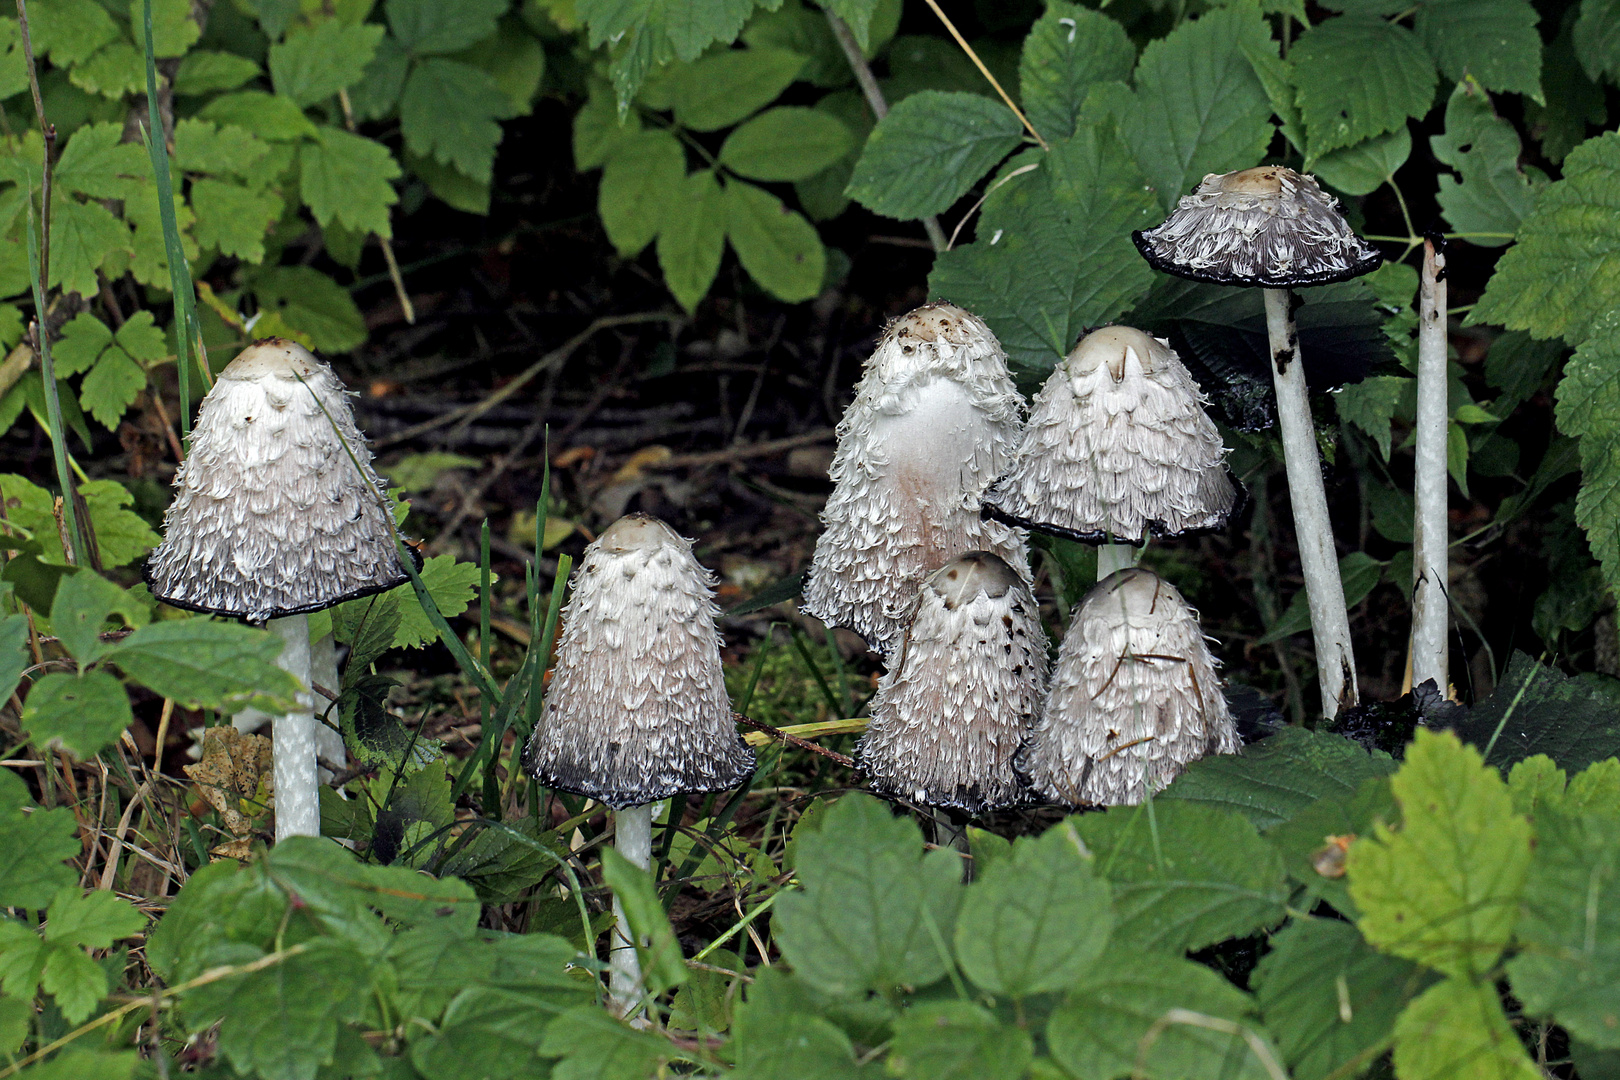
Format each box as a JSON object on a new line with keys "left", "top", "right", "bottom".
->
{"left": 1412, "top": 237, "right": 1449, "bottom": 693}
{"left": 982, "top": 325, "right": 1237, "bottom": 582}
{"left": 1132, "top": 166, "right": 1382, "bottom": 718}
{"left": 146, "top": 339, "right": 410, "bottom": 841}
{"left": 522, "top": 513, "right": 755, "bottom": 1016}
{"left": 802, "top": 302, "right": 1029, "bottom": 657}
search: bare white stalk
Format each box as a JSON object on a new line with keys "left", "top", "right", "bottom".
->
{"left": 1262, "top": 288, "right": 1358, "bottom": 718}
{"left": 238, "top": 628, "right": 346, "bottom": 785}
{"left": 608, "top": 802, "right": 652, "bottom": 1017}
{"left": 269, "top": 613, "right": 319, "bottom": 841}
{"left": 1412, "top": 239, "right": 1449, "bottom": 693}
{"left": 1096, "top": 542, "right": 1138, "bottom": 581}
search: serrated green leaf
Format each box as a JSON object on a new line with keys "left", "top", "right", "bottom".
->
{"left": 122, "top": 183, "right": 199, "bottom": 290}
{"left": 44, "top": 886, "right": 144, "bottom": 948}
{"left": 1312, "top": 127, "right": 1411, "bottom": 197}
{"left": 130, "top": 0, "right": 201, "bottom": 58}
{"left": 1415, "top": 0, "right": 1541, "bottom": 102}
{"left": 49, "top": 196, "right": 131, "bottom": 299}
{"left": 270, "top": 20, "right": 383, "bottom": 106}
{"left": 597, "top": 128, "right": 684, "bottom": 256}
{"left": 51, "top": 569, "right": 133, "bottom": 662}
{"left": 13, "top": 1050, "right": 136, "bottom": 1080}
{"left": 299, "top": 126, "right": 401, "bottom": 239}
{"left": 174, "top": 49, "right": 261, "bottom": 95}
{"left": 412, "top": 986, "right": 570, "bottom": 1079}
{"left": 106, "top": 618, "right": 302, "bottom": 714}
{"left": 1392, "top": 976, "right": 1540, "bottom": 1080}
{"left": 22, "top": 671, "right": 133, "bottom": 759}
{"left": 929, "top": 127, "right": 1158, "bottom": 372}
{"left": 1431, "top": 79, "right": 1544, "bottom": 246}
{"left": 0, "top": 771, "right": 80, "bottom": 908}
{"left": 846, "top": 90, "right": 1022, "bottom": 220}
{"left": 42, "top": 939, "right": 108, "bottom": 1022}
{"left": 670, "top": 46, "right": 805, "bottom": 132}
{"left": 387, "top": 0, "right": 506, "bottom": 55}
{"left": 1555, "top": 313, "right": 1620, "bottom": 604}
{"left": 0, "top": 613, "right": 27, "bottom": 707}
{"left": 719, "top": 105, "right": 852, "bottom": 182}
{"left": 1292, "top": 16, "right": 1437, "bottom": 159}
{"left": 79, "top": 480, "right": 160, "bottom": 568}
{"left": 598, "top": 847, "right": 689, "bottom": 995}
{"left": 199, "top": 90, "right": 321, "bottom": 142}
{"left": 573, "top": 81, "right": 642, "bottom": 170}
{"left": 728, "top": 968, "right": 861, "bottom": 1080}
{"left": 1018, "top": 2, "right": 1134, "bottom": 142}
{"left": 1260, "top": 551, "right": 1386, "bottom": 645}
{"left": 251, "top": 265, "right": 368, "bottom": 352}
{"left": 1451, "top": 651, "right": 1620, "bottom": 772}
{"left": 577, "top": 0, "right": 760, "bottom": 109}
{"left": 540, "top": 1003, "right": 674, "bottom": 1080}
{"left": 953, "top": 821, "right": 1112, "bottom": 997}
{"left": 657, "top": 169, "right": 725, "bottom": 312}
{"left": 0, "top": 994, "right": 28, "bottom": 1054}
{"left": 1347, "top": 729, "right": 1531, "bottom": 979}
{"left": 265, "top": 836, "right": 480, "bottom": 938}
{"left": 0, "top": 20, "right": 24, "bottom": 103}
{"left": 383, "top": 553, "right": 482, "bottom": 649}
{"left": 1575, "top": 0, "right": 1620, "bottom": 84}
{"left": 890, "top": 1001, "right": 1034, "bottom": 1080}
{"left": 53, "top": 312, "right": 112, "bottom": 377}
{"left": 775, "top": 792, "right": 963, "bottom": 995}
{"left": 1336, "top": 374, "right": 1410, "bottom": 460}
{"left": 70, "top": 41, "right": 145, "bottom": 98}
{"left": 172, "top": 118, "right": 271, "bottom": 178}
{"left": 408, "top": 152, "right": 491, "bottom": 215}
{"left": 80, "top": 348, "right": 145, "bottom": 430}
{"left": 347, "top": 32, "right": 411, "bottom": 121}
{"left": 400, "top": 58, "right": 514, "bottom": 183}
{"left": 145, "top": 860, "right": 287, "bottom": 983}
{"left": 724, "top": 178, "right": 825, "bottom": 303}
{"left": 29, "top": 0, "right": 119, "bottom": 66}
{"left": 1485, "top": 331, "right": 1562, "bottom": 417}
{"left": 192, "top": 178, "right": 282, "bottom": 262}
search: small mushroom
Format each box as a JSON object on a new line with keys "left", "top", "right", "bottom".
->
{"left": 145, "top": 338, "right": 409, "bottom": 841}
{"left": 1019, "top": 567, "right": 1238, "bottom": 807}
{"left": 1132, "top": 166, "right": 1381, "bottom": 719}
{"left": 859, "top": 551, "right": 1048, "bottom": 815}
{"left": 521, "top": 513, "right": 754, "bottom": 1012}
{"left": 981, "top": 325, "right": 1237, "bottom": 573}
{"left": 802, "top": 302, "right": 1029, "bottom": 657}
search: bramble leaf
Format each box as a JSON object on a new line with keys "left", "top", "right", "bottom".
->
{"left": 670, "top": 46, "right": 805, "bottom": 132}
{"left": 597, "top": 129, "right": 684, "bottom": 256}
{"left": 387, "top": 0, "right": 506, "bottom": 55}
{"left": 1290, "top": 16, "right": 1436, "bottom": 159}
{"left": 269, "top": 20, "right": 384, "bottom": 106}
{"left": 576, "top": 0, "right": 760, "bottom": 109}
{"left": 846, "top": 90, "right": 1023, "bottom": 220}
{"left": 724, "top": 179, "right": 825, "bottom": 303}
{"left": 657, "top": 170, "right": 726, "bottom": 312}
{"left": 106, "top": 619, "right": 302, "bottom": 714}
{"left": 400, "top": 58, "right": 515, "bottom": 183}
{"left": 719, "top": 106, "right": 853, "bottom": 183}
{"left": 251, "top": 265, "right": 368, "bottom": 352}
{"left": 1392, "top": 977, "right": 1540, "bottom": 1080}
{"left": 191, "top": 179, "right": 282, "bottom": 262}
{"left": 1431, "top": 79, "right": 1544, "bottom": 246}
{"left": 889, "top": 1002, "right": 1034, "bottom": 1080}
{"left": 299, "top": 127, "right": 402, "bottom": 239}
{"left": 80, "top": 348, "right": 146, "bottom": 430}
{"left": 21, "top": 671, "right": 133, "bottom": 758}
{"left": 0, "top": 770, "right": 79, "bottom": 908}
{"left": 1018, "top": 2, "right": 1134, "bottom": 142}
{"left": 1414, "top": 0, "right": 1541, "bottom": 102}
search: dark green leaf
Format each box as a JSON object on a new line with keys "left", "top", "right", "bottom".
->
{"left": 400, "top": 58, "right": 514, "bottom": 183}
{"left": 720, "top": 106, "right": 853, "bottom": 183}
{"left": 889, "top": 1001, "right": 1033, "bottom": 1080}
{"left": 21, "top": 671, "right": 133, "bottom": 759}
{"left": 1018, "top": 2, "right": 1133, "bottom": 141}
{"left": 1415, "top": 0, "right": 1541, "bottom": 101}
{"left": 670, "top": 46, "right": 805, "bottom": 132}
{"left": 1311, "top": 127, "right": 1411, "bottom": 197}
{"left": 1449, "top": 650, "right": 1620, "bottom": 771}
{"left": 107, "top": 618, "right": 302, "bottom": 714}
{"left": 0, "top": 771, "right": 79, "bottom": 908}
{"left": 1259, "top": 552, "right": 1387, "bottom": 645}
{"left": 597, "top": 129, "right": 685, "bottom": 257}
{"left": 846, "top": 90, "right": 1023, "bottom": 220}
{"left": 728, "top": 968, "right": 862, "bottom": 1080}
{"left": 1268, "top": 775, "right": 1395, "bottom": 917}
{"left": 538, "top": 1004, "right": 674, "bottom": 1080}
{"left": 386, "top": 0, "right": 507, "bottom": 55}
{"left": 50, "top": 570, "right": 131, "bottom": 663}
{"left": 1431, "top": 79, "right": 1544, "bottom": 246}
{"left": 724, "top": 178, "right": 826, "bottom": 303}
{"left": 174, "top": 49, "right": 261, "bottom": 95}
{"left": 251, "top": 265, "right": 369, "bottom": 352}
{"left": 1291, "top": 16, "right": 1437, "bottom": 159}
{"left": 199, "top": 89, "right": 321, "bottom": 141}
{"left": 269, "top": 20, "right": 384, "bottom": 106}
{"left": 146, "top": 860, "right": 287, "bottom": 983}
{"left": 657, "top": 170, "right": 726, "bottom": 312}
{"left": 1576, "top": 0, "right": 1620, "bottom": 84}
{"left": 413, "top": 986, "right": 572, "bottom": 1079}
{"left": 577, "top": 0, "right": 759, "bottom": 109}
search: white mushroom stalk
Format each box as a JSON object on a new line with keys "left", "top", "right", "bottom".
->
{"left": 145, "top": 339, "right": 409, "bottom": 842}
{"left": 802, "top": 302, "right": 1029, "bottom": 657}
{"left": 521, "top": 514, "right": 755, "bottom": 1015}
{"left": 859, "top": 551, "right": 1047, "bottom": 815}
{"left": 1019, "top": 568, "right": 1238, "bottom": 806}
{"left": 1412, "top": 238, "right": 1449, "bottom": 692}
{"left": 1134, "top": 166, "right": 1382, "bottom": 718}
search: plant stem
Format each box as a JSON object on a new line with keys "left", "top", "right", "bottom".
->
{"left": 1262, "top": 288, "right": 1358, "bottom": 719}
{"left": 608, "top": 802, "right": 652, "bottom": 1016}
{"left": 1412, "top": 238, "right": 1449, "bottom": 693}
{"left": 269, "top": 613, "right": 319, "bottom": 841}
{"left": 1096, "top": 542, "right": 1137, "bottom": 580}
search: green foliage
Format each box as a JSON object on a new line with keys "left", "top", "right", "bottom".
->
{"left": 846, "top": 90, "right": 1023, "bottom": 220}
{"left": 1431, "top": 78, "right": 1544, "bottom": 246}
{"left": 0, "top": 771, "right": 80, "bottom": 908}
{"left": 1016, "top": 3, "right": 1133, "bottom": 143}
{"left": 1391, "top": 977, "right": 1540, "bottom": 1080}
{"left": 1290, "top": 16, "right": 1436, "bottom": 160}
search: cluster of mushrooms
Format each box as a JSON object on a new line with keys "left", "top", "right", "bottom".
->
{"left": 135, "top": 163, "right": 1384, "bottom": 1012}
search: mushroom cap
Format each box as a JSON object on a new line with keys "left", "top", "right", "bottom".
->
{"left": 522, "top": 513, "right": 755, "bottom": 809}
{"left": 982, "top": 325, "right": 1237, "bottom": 545}
{"left": 144, "top": 338, "right": 409, "bottom": 623}
{"left": 801, "top": 302, "right": 1030, "bottom": 656}
{"left": 1133, "top": 166, "right": 1383, "bottom": 288}
{"left": 1018, "top": 568, "right": 1238, "bottom": 807}
{"left": 858, "top": 551, "right": 1048, "bottom": 814}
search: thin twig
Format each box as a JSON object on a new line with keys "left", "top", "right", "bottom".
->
{"left": 732, "top": 713, "right": 855, "bottom": 768}
{"left": 920, "top": 0, "right": 1048, "bottom": 150}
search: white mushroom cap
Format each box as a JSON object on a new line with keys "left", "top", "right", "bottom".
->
{"left": 982, "top": 325, "right": 1237, "bottom": 544}
{"left": 858, "top": 551, "right": 1048, "bottom": 814}
{"left": 522, "top": 513, "right": 755, "bottom": 809}
{"left": 801, "top": 302, "right": 1030, "bottom": 657}
{"left": 145, "top": 338, "right": 408, "bottom": 623}
{"left": 1133, "top": 166, "right": 1382, "bottom": 288}
{"left": 1019, "top": 568, "right": 1238, "bottom": 807}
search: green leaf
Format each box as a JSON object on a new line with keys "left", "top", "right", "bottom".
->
{"left": 0, "top": 770, "right": 79, "bottom": 908}
{"left": 387, "top": 0, "right": 507, "bottom": 54}
{"left": 174, "top": 50, "right": 262, "bottom": 95}
{"left": 1018, "top": 2, "right": 1134, "bottom": 142}
{"left": 400, "top": 58, "right": 514, "bottom": 183}
{"left": 0, "top": 994, "right": 29, "bottom": 1054}
{"left": 53, "top": 312, "right": 112, "bottom": 377}
{"left": 192, "top": 178, "right": 282, "bottom": 262}
{"left": 80, "top": 348, "right": 146, "bottom": 430}
{"left": 105, "top": 618, "right": 302, "bottom": 714}
{"left": 821, "top": 0, "right": 878, "bottom": 49}
{"left": 55, "top": 123, "right": 148, "bottom": 200}
{"left": 1431, "top": 78, "right": 1544, "bottom": 247}
{"left": 1576, "top": 0, "right": 1620, "bottom": 83}
{"left": 71, "top": 41, "right": 144, "bottom": 98}
{"left": 383, "top": 553, "right": 483, "bottom": 649}
{"left": 29, "top": 0, "right": 119, "bottom": 66}
{"left": 719, "top": 106, "right": 853, "bottom": 183}
{"left": 270, "top": 20, "right": 384, "bottom": 106}
{"left": 49, "top": 197, "right": 131, "bottom": 299}
{"left": 953, "top": 821, "right": 1112, "bottom": 997}
{"left": 1415, "top": 0, "right": 1541, "bottom": 101}
{"left": 1268, "top": 775, "right": 1396, "bottom": 918}
{"left": 657, "top": 169, "right": 726, "bottom": 312}
{"left": 265, "top": 836, "right": 480, "bottom": 938}
{"left": 200, "top": 90, "right": 321, "bottom": 142}
{"left": 1336, "top": 374, "right": 1410, "bottom": 460}
{"left": 775, "top": 792, "right": 963, "bottom": 995}
{"left": 1347, "top": 729, "right": 1531, "bottom": 979}
{"left": 540, "top": 1003, "right": 674, "bottom": 1080}
{"left": 1507, "top": 806, "right": 1620, "bottom": 1048}
{"left": 670, "top": 46, "right": 805, "bottom": 132}
{"left": 251, "top": 265, "right": 369, "bottom": 352}
{"left": 145, "top": 859, "right": 287, "bottom": 983}
{"left": 22, "top": 671, "right": 133, "bottom": 759}
{"left": 573, "top": 81, "right": 642, "bottom": 170}
{"left": 599, "top": 847, "right": 688, "bottom": 994}
{"left": 889, "top": 1001, "right": 1034, "bottom": 1080}
{"left": 1048, "top": 948, "right": 1278, "bottom": 1080}
{"left": 172, "top": 119, "right": 271, "bottom": 180}
{"left": 1311, "top": 127, "right": 1411, "bottom": 197}
{"left": 846, "top": 90, "right": 1022, "bottom": 220}
{"left": 1555, "top": 313, "right": 1620, "bottom": 606}
{"left": 0, "top": 612, "right": 27, "bottom": 707}
{"left": 12, "top": 1051, "right": 136, "bottom": 1080}
{"left": 1391, "top": 976, "right": 1541, "bottom": 1080}
{"left": 1259, "top": 552, "right": 1387, "bottom": 645}
{"left": 299, "top": 126, "right": 403, "bottom": 239}
{"left": 576, "top": 0, "right": 760, "bottom": 109}
{"left": 42, "top": 939, "right": 109, "bottom": 1022}
{"left": 455, "top": 19, "right": 545, "bottom": 115}
{"left": 1291, "top": 16, "right": 1437, "bottom": 159}
{"left": 597, "top": 128, "right": 685, "bottom": 256}
{"left": 51, "top": 570, "right": 133, "bottom": 662}
{"left": 44, "top": 886, "right": 144, "bottom": 948}
{"left": 1075, "top": 800, "right": 1289, "bottom": 953}
{"left": 129, "top": 0, "right": 201, "bottom": 58}
{"left": 348, "top": 33, "right": 411, "bottom": 120}
{"left": 930, "top": 128, "right": 1158, "bottom": 372}
{"left": 79, "top": 480, "right": 160, "bottom": 569}
{"left": 411, "top": 986, "right": 571, "bottom": 1080}
{"left": 1451, "top": 651, "right": 1620, "bottom": 772}
{"left": 728, "top": 968, "right": 861, "bottom": 1080}
{"left": 1254, "top": 917, "right": 1434, "bottom": 1080}
{"left": 409, "top": 152, "right": 491, "bottom": 215}
{"left": 1158, "top": 726, "right": 1397, "bottom": 833}
{"left": 1486, "top": 331, "right": 1563, "bottom": 417}
{"left": 1118, "top": 5, "right": 1277, "bottom": 211}
{"left": 724, "top": 178, "right": 825, "bottom": 303}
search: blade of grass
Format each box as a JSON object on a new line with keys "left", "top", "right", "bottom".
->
{"left": 789, "top": 627, "right": 842, "bottom": 719}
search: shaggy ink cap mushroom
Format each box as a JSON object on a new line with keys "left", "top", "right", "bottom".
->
{"left": 1132, "top": 166, "right": 1382, "bottom": 289}
{"left": 1019, "top": 567, "right": 1238, "bottom": 807}
{"left": 145, "top": 338, "right": 410, "bottom": 622}
{"left": 982, "top": 325, "right": 1237, "bottom": 546}
{"left": 858, "top": 551, "right": 1048, "bottom": 815}
{"left": 801, "top": 301, "right": 1029, "bottom": 657}
{"left": 522, "top": 513, "right": 756, "bottom": 809}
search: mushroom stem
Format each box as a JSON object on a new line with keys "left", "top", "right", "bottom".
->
{"left": 1096, "top": 542, "right": 1138, "bottom": 581}
{"left": 269, "top": 613, "right": 319, "bottom": 841}
{"left": 1412, "top": 239, "right": 1449, "bottom": 692}
{"left": 608, "top": 802, "right": 653, "bottom": 1016}
{"left": 1261, "top": 288, "right": 1359, "bottom": 718}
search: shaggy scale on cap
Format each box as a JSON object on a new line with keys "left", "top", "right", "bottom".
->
{"left": 1019, "top": 568, "right": 1238, "bottom": 807}
{"left": 523, "top": 514, "right": 755, "bottom": 809}
{"left": 859, "top": 552, "right": 1047, "bottom": 814}
{"left": 145, "top": 339, "right": 407, "bottom": 623}
{"left": 1133, "top": 166, "right": 1382, "bottom": 288}
{"left": 982, "top": 325, "right": 1236, "bottom": 545}
{"left": 801, "top": 302, "right": 1029, "bottom": 656}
